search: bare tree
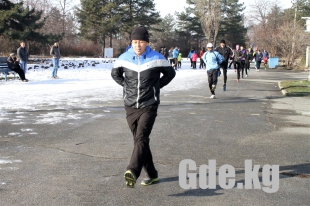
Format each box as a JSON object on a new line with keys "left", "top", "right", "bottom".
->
{"left": 57, "top": 0, "right": 75, "bottom": 35}
{"left": 195, "top": 0, "right": 221, "bottom": 45}
{"left": 247, "top": 1, "right": 309, "bottom": 65}
{"left": 246, "top": 0, "right": 276, "bottom": 28}
{"left": 275, "top": 22, "right": 309, "bottom": 64}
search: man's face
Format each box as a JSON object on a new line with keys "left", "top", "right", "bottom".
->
{"left": 220, "top": 43, "right": 225, "bottom": 48}
{"left": 20, "top": 42, "right": 25, "bottom": 48}
{"left": 132, "top": 40, "right": 148, "bottom": 56}
{"left": 207, "top": 47, "right": 213, "bottom": 51}
{"left": 54, "top": 42, "right": 59, "bottom": 47}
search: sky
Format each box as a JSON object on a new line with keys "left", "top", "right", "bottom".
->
{"left": 72, "top": 0, "right": 292, "bottom": 17}
{"left": 154, "top": 0, "right": 293, "bottom": 17}
{"left": 71, "top": 0, "right": 293, "bottom": 17}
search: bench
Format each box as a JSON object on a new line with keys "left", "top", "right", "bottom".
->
{"left": 0, "top": 57, "right": 17, "bottom": 81}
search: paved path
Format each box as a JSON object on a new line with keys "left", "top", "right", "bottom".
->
{"left": 0, "top": 68, "right": 309, "bottom": 205}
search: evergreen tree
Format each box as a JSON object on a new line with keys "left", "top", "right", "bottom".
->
{"left": 217, "top": 0, "right": 247, "bottom": 47}
{"left": 176, "top": 6, "right": 204, "bottom": 53}
{"left": 77, "top": 0, "right": 161, "bottom": 50}
{"left": 119, "top": 0, "right": 161, "bottom": 36}
{"left": 151, "top": 14, "right": 176, "bottom": 47}
{"left": 0, "top": 0, "right": 60, "bottom": 43}
{"left": 294, "top": 0, "right": 310, "bottom": 21}
{"left": 76, "top": 0, "right": 122, "bottom": 49}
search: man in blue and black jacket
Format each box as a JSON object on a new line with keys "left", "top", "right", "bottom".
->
{"left": 111, "top": 26, "right": 175, "bottom": 188}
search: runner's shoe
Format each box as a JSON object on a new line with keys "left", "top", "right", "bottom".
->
{"left": 210, "top": 95, "right": 216, "bottom": 99}
{"left": 141, "top": 177, "right": 159, "bottom": 186}
{"left": 124, "top": 170, "right": 137, "bottom": 188}
{"left": 223, "top": 84, "right": 226, "bottom": 91}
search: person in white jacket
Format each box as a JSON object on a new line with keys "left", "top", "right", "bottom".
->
{"left": 202, "top": 43, "right": 224, "bottom": 99}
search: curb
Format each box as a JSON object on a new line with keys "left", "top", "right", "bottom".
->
{"left": 278, "top": 81, "right": 288, "bottom": 96}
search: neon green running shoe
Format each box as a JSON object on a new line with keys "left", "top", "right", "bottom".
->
{"left": 124, "top": 170, "right": 137, "bottom": 188}
{"left": 141, "top": 177, "right": 159, "bottom": 186}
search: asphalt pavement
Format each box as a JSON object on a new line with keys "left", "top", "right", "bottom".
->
{"left": 0, "top": 67, "right": 309, "bottom": 206}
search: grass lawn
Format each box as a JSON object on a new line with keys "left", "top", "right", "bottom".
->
{"left": 280, "top": 80, "right": 310, "bottom": 96}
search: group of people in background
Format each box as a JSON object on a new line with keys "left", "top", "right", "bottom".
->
{"left": 158, "top": 40, "right": 269, "bottom": 99}
{"left": 230, "top": 46, "right": 269, "bottom": 82}
{"left": 6, "top": 41, "right": 61, "bottom": 81}
{"left": 161, "top": 46, "right": 207, "bottom": 71}
{"left": 162, "top": 46, "right": 180, "bottom": 71}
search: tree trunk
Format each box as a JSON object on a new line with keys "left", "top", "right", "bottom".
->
{"left": 110, "top": 32, "right": 113, "bottom": 47}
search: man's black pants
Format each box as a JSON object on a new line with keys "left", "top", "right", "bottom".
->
{"left": 235, "top": 61, "right": 241, "bottom": 80}
{"left": 241, "top": 60, "right": 247, "bottom": 77}
{"left": 125, "top": 105, "right": 158, "bottom": 179}
{"left": 207, "top": 69, "right": 219, "bottom": 95}
{"left": 219, "top": 62, "right": 228, "bottom": 84}
{"left": 199, "top": 58, "right": 205, "bottom": 69}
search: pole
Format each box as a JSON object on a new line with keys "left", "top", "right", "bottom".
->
{"left": 301, "top": 17, "right": 310, "bottom": 80}
{"left": 307, "top": 46, "right": 310, "bottom": 80}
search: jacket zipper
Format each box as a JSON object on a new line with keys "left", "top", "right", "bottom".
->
{"left": 136, "top": 56, "right": 141, "bottom": 108}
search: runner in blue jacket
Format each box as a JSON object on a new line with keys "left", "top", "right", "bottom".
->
{"left": 202, "top": 43, "right": 224, "bottom": 99}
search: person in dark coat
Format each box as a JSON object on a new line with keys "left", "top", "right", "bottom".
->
{"left": 7, "top": 53, "right": 28, "bottom": 82}
{"left": 111, "top": 26, "right": 176, "bottom": 188}
{"left": 215, "top": 40, "right": 233, "bottom": 91}
{"left": 240, "top": 45, "right": 247, "bottom": 78}
{"left": 17, "top": 41, "right": 29, "bottom": 74}
{"left": 163, "top": 46, "right": 169, "bottom": 59}
{"left": 254, "top": 50, "right": 263, "bottom": 71}
{"left": 245, "top": 48, "right": 253, "bottom": 76}
{"left": 234, "top": 45, "right": 243, "bottom": 82}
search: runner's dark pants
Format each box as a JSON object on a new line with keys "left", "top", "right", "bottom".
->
{"left": 229, "top": 59, "right": 234, "bottom": 69}
{"left": 235, "top": 61, "right": 241, "bottom": 80}
{"left": 207, "top": 69, "right": 219, "bottom": 95}
{"left": 125, "top": 105, "right": 158, "bottom": 179}
{"left": 256, "top": 61, "right": 262, "bottom": 70}
{"left": 241, "top": 60, "right": 247, "bottom": 77}
{"left": 178, "top": 61, "right": 181, "bottom": 68}
{"left": 192, "top": 61, "right": 196, "bottom": 69}
{"left": 245, "top": 61, "right": 251, "bottom": 71}
{"left": 219, "top": 61, "right": 228, "bottom": 84}
{"left": 199, "top": 58, "right": 205, "bottom": 69}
